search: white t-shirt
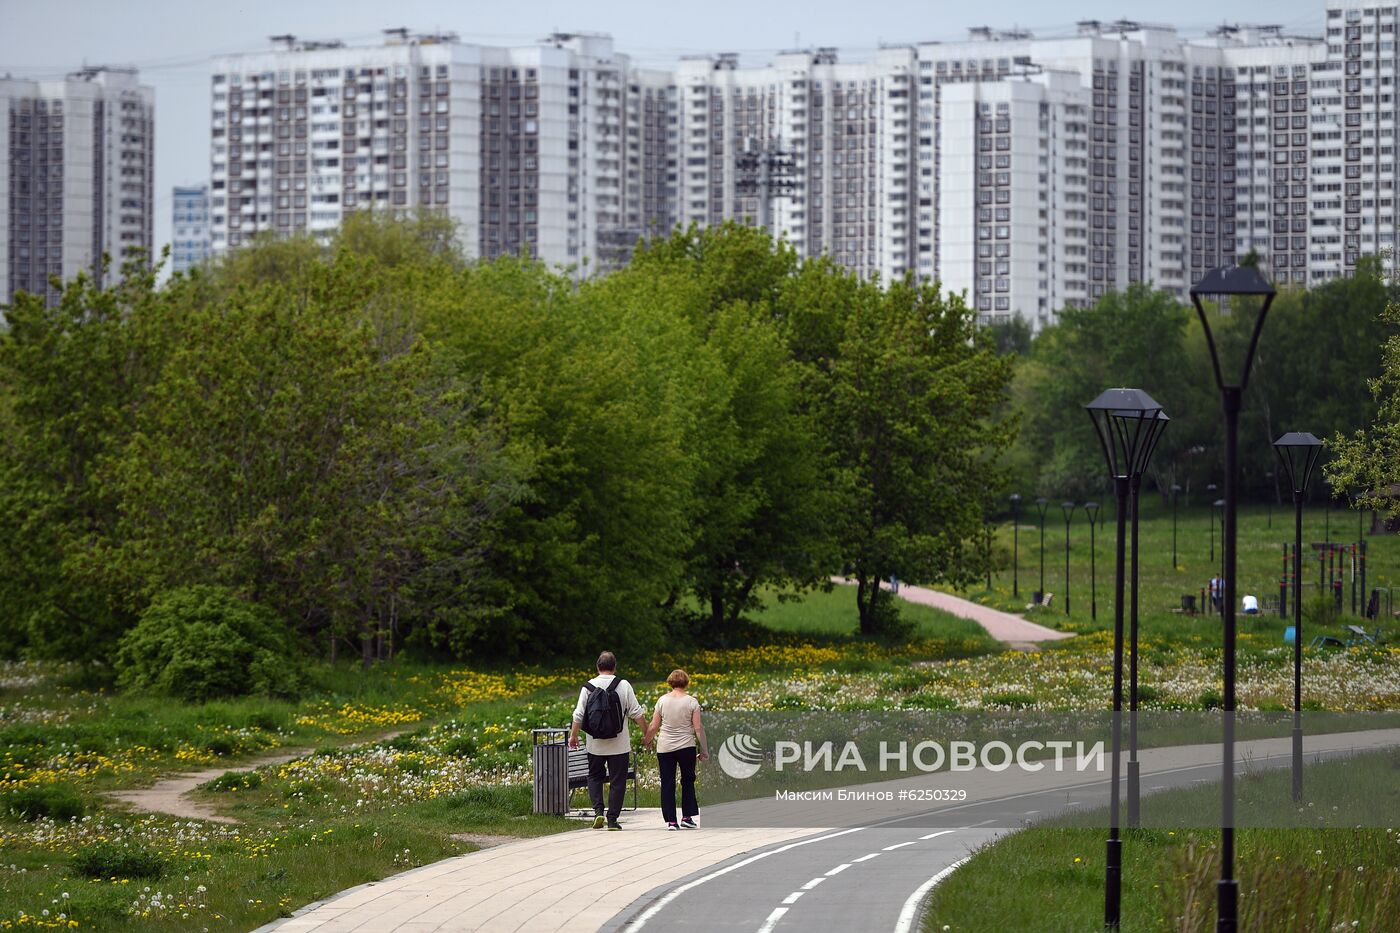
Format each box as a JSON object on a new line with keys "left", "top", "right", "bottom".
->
{"left": 572, "top": 674, "right": 644, "bottom": 756}
{"left": 653, "top": 692, "right": 701, "bottom": 753}
{"left": 1242, "top": 594, "right": 1259, "bottom": 612}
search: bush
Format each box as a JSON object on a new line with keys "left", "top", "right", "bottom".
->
{"left": 8, "top": 784, "right": 85, "bottom": 822}
{"left": 442, "top": 736, "right": 478, "bottom": 758}
{"left": 114, "top": 586, "right": 301, "bottom": 702}
{"left": 206, "top": 770, "right": 261, "bottom": 792}
{"left": 71, "top": 841, "right": 166, "bottom": 880}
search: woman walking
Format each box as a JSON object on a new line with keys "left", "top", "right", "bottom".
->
{"left": 646, "top": 669, "right": 708, "bottom": 830}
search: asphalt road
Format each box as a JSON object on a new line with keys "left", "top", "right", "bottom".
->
{"left": 602, "top": 735, "right": 1399, "bottom": 933}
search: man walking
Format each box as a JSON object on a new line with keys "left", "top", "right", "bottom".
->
{"left": 569, "top": 651, "right": 647, "bottom": 830}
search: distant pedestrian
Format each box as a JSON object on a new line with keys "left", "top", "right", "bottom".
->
{"left": 1242, "top": 594, "right": 1259, "bottom": 615}
{"left": 645, "top": 669, "right": 709, "bottom": 830}
{"left": 1209, "top": 575, "right": 1223, "bottom": 612}
{"left": 569, "top": 651, "right": 647, "bottom": 830}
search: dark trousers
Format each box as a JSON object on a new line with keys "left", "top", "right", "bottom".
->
{"left": 587, "top": 751, "right": 630, "bottom": 821}
{"left": 657, "top": 746, "right": 698, "bottom": 824}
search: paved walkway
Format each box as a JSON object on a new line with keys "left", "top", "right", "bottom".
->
{"left": 259, "top": 813, "right": 815, "bottom": 933}
{"left": 831, "top": 577, "right": 1073, "bottom": 649}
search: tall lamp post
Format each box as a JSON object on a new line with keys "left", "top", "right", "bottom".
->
{"left": 1266, "top": 470, "right": 1274, "bottom": 529}
{"left": 1273, "top": 432, "right": 1321, "bottom": 802}
{"left": 1206, "top": 482, "right": 1219, "bottom": 562}
{"left": 1035, "top": 496, "right": 1050, "bottom": 599}
{"left": 1171, "top": 483, "right": 1182, "bottom": 569}
{"left": 1213, "top": 499, "right": 1227, "bottom": 593}
{"left": 1010, "top": 494, "right": 1022, "bottom": 597}
{"left": 1061, "top": 501, "right": 1077, "bottom": 615}
{"left": 1085, "top": 387, "right": 1166, "bottom": 930}
{"left": 1128, "top": 412, "right": 1170, "bottom": 827}
{"left": 1086, "top": 501, "right": 1101, "bottom": 621}
{"left": 1191, "top": 264, "right": 1276, "bottom": 933}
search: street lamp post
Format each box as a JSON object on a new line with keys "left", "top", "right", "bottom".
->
{"left": 1171, "top": 483, "right": 1182, "bottom": 569}
{"left": 1036, "top": 496, "right": 1050, "bottom": 599}
{"left": 1085, "top": 387, "right": 1166, "bottom": 930}
{"left": 1062, "top": 502, "right": 1077, "bottom": 615}
{"left": 1266, "top": 470, "right": 1274, "bottom": 529}
{"left": 1010, "top": 494, "right": 1022, "bottom": 597}
{"left": 1213, "top": 499, "right": 1227, "bottom": 597}
{"left": 1273, "top": 432, "right": 1322, "bottom": 802}
{"left": 1086, "top": 501, "right": 1101, "bottom": 621}
{"left": 1128, "top": 412, "right": 1170, "bottom": 827}
{"left": 1191, "top": 264, "right": 1276, "bottom": 933}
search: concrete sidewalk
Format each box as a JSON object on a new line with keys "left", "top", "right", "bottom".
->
{"left": 259, "top": 812, "right": 815, "bottom": 933}
{"left": 832, "top": 577, "right": 1073, "bottom": 648}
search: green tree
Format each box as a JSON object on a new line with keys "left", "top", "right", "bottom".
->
{"left": 1325, "top": 294, "right": 1400, "bottom": 521}
{"left": 823, "top": 276, "right": 1014, "bottom": 634}
{"left": 614, "top": 225, "right": 836, "bottom": 631}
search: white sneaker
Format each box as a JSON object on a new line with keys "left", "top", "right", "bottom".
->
{"left": 679, "top": 818, "right": 698, "bottom": 830}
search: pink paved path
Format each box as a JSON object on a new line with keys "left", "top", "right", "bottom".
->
{"left": 832, "top": 578, "right": 1074, "bottom": 649}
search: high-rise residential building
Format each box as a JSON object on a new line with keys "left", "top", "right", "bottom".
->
{"left": 203, "top": 2, "right": 1400, "bottom": 328}
{"left": 208, "top": 30, "right": 675, "bottom": 271}
{"left": 1, "top": 66, "right": 154, "bottom": 307}
{"left": 171, "top": 183, "right": 211, "bottom": 273}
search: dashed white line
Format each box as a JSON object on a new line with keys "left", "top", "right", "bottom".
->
{"left": 800, "top": 877, "right": 826, "bottom": 891}
{"left": 756, "top": 906, "right": 788, "bottom": 933}
{"left": 825, "top": 863, "right": 852, "bottom": 876}
{"left": 892, "top": 857, "right": 971, "bottom": 933}
{"left": 882, "top": 840, "right": 919, "bottom": 851}
{"left": 781, "top": 891, "right": 804, "bottom": 905}
{"left": 919, "top": 830, "right": 955, "bottom": 841}
{"left": 622, "top": 827, "right": 864, "bottom": 931}
{"left": 853, "top": 852, "right": 881, "bottom": 862}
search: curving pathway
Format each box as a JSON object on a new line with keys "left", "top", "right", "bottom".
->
{"left": 830, "top": 577, "right": 1074, "bottom": 649}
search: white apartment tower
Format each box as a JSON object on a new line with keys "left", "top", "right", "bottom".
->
{"left": 1, "top": 67, "right": 155, "bottom": 307}
{"left": 203, "top": 3, "right": 1400, "bottom": 327}
{"left": 208, "top": 30, "right": 675, "bottom": 270}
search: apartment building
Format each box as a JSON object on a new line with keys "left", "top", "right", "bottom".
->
{"left": 203, "top": 2, "right": 1399, "bottom": 327}
{"left": 171, "top": 183, "right": 211, "bottom": 273}
{"left": 1, "top": 66, "right": 154, "bottom": 307}
{"left": 208, "top": 30, "right": 675, "bottom": 271}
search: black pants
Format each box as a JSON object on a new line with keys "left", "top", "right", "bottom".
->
{"left": 657, "top": 746, "right": 698, "bottom": 824}
{"left": 587, "top": 751, "right": 630, "bottom": 821}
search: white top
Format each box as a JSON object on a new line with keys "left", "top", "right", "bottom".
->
{"left": 1242, "top": 594, "right": 1259, "bottom": 611}
{"left": 653, "top": 692, "right": 701, "bottom": 753}
{"left": 572, "top": 674, "right": 644, "bottom": 756}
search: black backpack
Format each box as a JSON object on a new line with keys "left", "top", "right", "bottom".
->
{"left": 582, "top": 678, "right": 624, "bottom": 739}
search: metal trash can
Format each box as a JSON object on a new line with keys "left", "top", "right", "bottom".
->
{"left": 532, "top": 728, "right": 569, "bottom": 815}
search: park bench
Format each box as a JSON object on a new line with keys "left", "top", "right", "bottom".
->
{"left": 1310, "top": 626, "right": 1385, "bottom": 650}
{"left": 531, "top": 727, "right": 640, "bottom": 816}
{"left": 565, "top": 741, "right": 639, "bottom": 815}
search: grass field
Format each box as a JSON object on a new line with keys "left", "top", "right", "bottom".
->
{"left": 925, "top": 749, "right": 1400, "bottom": 932}
{"left": 966, "top": 501, "right": 1399, "bottom": 649}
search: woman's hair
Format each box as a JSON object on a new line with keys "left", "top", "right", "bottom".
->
{"left": 666, "top": 669, "right": 690, "bottom": 689}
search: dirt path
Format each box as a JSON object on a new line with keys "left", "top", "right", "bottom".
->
{"left": 106, "top": 725, "right": 417, "bottom": 824}
{"left": 107, "top": 747, "right": 312, "bottom": 824}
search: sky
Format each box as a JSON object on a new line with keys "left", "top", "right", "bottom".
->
{"left": 0, "top": 0, "right": 1329, "bottom": 255}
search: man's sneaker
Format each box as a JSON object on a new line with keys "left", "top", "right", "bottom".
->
{"left": 666, "top": 822, "right": 680, "bottom": 831}
{"left": 592, "top": 815, "right": 606, "bottom": 830}
{"left": 679, "top": 818, "right": 699, "bottom": 830}
{"left": 607, "top": 821, "right": 623, "bottom": 831}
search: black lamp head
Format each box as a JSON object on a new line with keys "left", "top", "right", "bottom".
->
{"left": 1272, "top": 431, "right": 1323, "bottom": 495}
{"left": 1190, "top": 264, "right": 1276, "bottom": 392}
{"left": 1213, "top": 498, "right": 1226, "bottom": 509}
{"left": 1009, "top": 493, "right": 1022, "bottom": 503}
{"left": 1084, "top": 500, "right": 1101, "bottom": 522}
{"left": 1061, "top": 501, "right": 1076, "bottom": 520}
{"left": 1084, "top": 387, "right": 1165, "bottom": 480}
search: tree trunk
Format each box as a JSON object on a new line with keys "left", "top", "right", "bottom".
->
{"left": 709, "top": 585, "right": 725, "bottom": 630}
{"left": 727, "top": 574, "right": 759, "bottom": 626}
{"left": 360, "top": 622, "right": 374, "bottom": 669}
{"left": 329, "top": 633, "right": 338, "bottom": 664}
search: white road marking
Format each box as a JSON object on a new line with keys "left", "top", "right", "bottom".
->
{"left": 853, "top": 852, "right": 881, "bottom": 862}
{"left": 882, "top": 840, "right": 918, "bottom": 851}
{"left": 920, "top": 830, "right": 955, "bottom": 841}
{"left": 892, "top": 857, "right": 971, "bottom": 933}
{"left": 622, "top": 827, "right": 863, "bottom": 931}
{"left": 756, "top": 906, "right": 788, "bottom": 933}
{"left": 800, "top": 877, "right": 826, "bottom": 891}
{"left": 825, "top": 863, "right": 851, "bottom": 876}
{"left": 781, "top": 892, "right": 804, "bottom": 905}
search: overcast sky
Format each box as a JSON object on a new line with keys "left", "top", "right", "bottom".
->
{"left": 1, "top": 0, "right": 1329, "bottom": 254}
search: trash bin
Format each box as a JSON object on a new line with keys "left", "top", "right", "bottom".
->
{"left": 532, "top": 728, "right": 569, "bottom": 815}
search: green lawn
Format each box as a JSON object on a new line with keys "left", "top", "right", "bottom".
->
{"left": 967, "top": 501, "right": 1398, "bottom": 649}
{"left": 926, "top": 749, "right": 1400, "bottom": 931}
{"left": 747, "top": 585, "right": 999, "bottom": 646}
